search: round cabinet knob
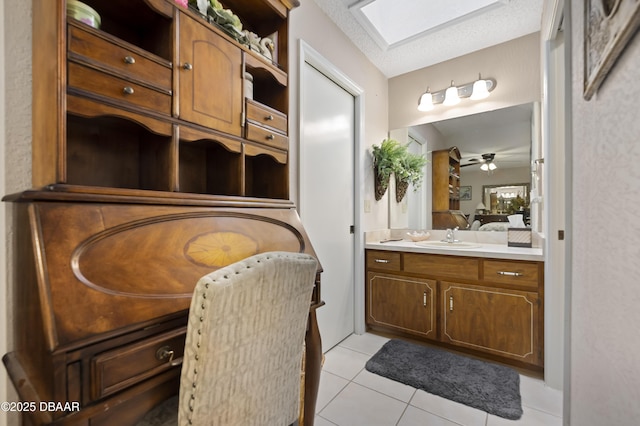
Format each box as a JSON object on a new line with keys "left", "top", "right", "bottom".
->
{"left": 266, "top": 134, "right": 275, "bottom": 141}
{"left": 123, "top": 56, "right": 136, "bottom": 64}
{"left": 183, "top": 63, "right": 193, "bottom": 71}
{"left": 123, "top": 86, "right": 135, "bottom": 95}
{"left": 265, "top": 115, "right": 274, "bottom": 121}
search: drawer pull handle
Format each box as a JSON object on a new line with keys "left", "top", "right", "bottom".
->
{"left": 266, "top": 134, "right": 275, "bottom": 140}
{"left": 123, "top": 86, "right": 134, "bottom": 95}
{"left": 156, "top": 346, "right": 175, "bottom": 364}
{"left": 265, "top": 115, "right": 274, "bottom": 121}
{"left": 374, "top": 259, "right": 390, "bottom": 264}
{"left": 123, "top": 55, "right": 136, "bottom": 64}
{"left": 183, "top": 62, "right": 193, "bottom": 71}
{"left": 497, "top": 271, "right": 524, "bottom": 277}
{"left": 449, "top": 296, "right": 454, "bottom": 312}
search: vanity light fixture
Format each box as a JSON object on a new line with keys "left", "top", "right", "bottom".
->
{"left": 417, "top": 75, "right": 496, "bottom": 111}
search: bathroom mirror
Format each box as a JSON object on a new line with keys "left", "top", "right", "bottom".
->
{"left": 389, "top": 102, "right": 540, "bottom": 231}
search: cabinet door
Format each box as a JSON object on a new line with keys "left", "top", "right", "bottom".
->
{"left": 366, "top": 272, "right": 436, "bottom": 339}
{"left": 441, "top": 282, "right": 541, "bottom": 366}
{"left": 177, "top": 13, "right": 242, "bottom": 136}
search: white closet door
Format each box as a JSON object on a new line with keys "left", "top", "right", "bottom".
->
{"left": 301, "top": 62, "right": 355, "bottom": 351}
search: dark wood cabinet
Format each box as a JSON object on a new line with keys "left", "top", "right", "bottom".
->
{"left": 432, "top": 147, "right": 464, "bottom": 229}
{"left": 177, "top": 12, "right": 243, "bottom": 135}
{"left": 4, "top": 1, "right": 324, "bottom": 425}
{"left": 366, "top": 249, "right": 544, "bottom": 369}
{"left": 366, "top": 272, "right": 436, "bottom": 339}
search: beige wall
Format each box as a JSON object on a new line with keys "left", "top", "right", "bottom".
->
{"left": 570, "top": 1, "right": 640, "bottom": 424}
{"left": 289, "top": 1, "right": 389, "bottom": 232}
{"left": 388, "top": 32, "right": 541, "bottom": 130}
{"left": 3, "top": 0, "right": 33, "bottom": 424}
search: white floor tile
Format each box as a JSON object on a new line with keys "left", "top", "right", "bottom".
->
{"left": 352, "top": 369, "right": 416, "bottom": 403}
{"left": 314, "top": 415, "right": 338, "bottom": 426}
{"left": 487, "top": 406, "right": 563, "bottom": 426}
{"left": 319, "top": 382, "right": 407, "bottom": 426}
{"left": 519, "top": 375, "right": 563, "bottom": 417}
{"left": 317, "top": 334, "right": 565, "bottom": 426}
{"left": 397, "top": 405, "right": 461, "bottom": 426}
{"left": 316, "top": 371, "right": 350, "bottom": 413}
{"left": 337, "top": 332, "right": 389, "bottom": 356}
{"left": 409, "top": 389, "right": 488, "bottom": 426}
{"left": 321, "top": 346, "right": 371, "bottom": 380}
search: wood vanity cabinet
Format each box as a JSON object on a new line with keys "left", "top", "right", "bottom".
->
{"left": 366, "top": 249, "right": 544, "bottom": 369}
{"left": 3, "top": 1, "right": 328, "bottom": 426}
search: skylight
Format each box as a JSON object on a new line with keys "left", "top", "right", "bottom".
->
{"left": 351, "top": 0, "right": 507, "bottom": 49}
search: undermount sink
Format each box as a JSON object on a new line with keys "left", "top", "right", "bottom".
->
{"left": 415, "top": 241, "right": 482, "bottom": 250}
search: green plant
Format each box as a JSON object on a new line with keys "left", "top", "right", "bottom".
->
{"left": 371, "top": 139, "right": 406, "bottom": 200}
{"left": 396, "top": 150, "right": 428, "bottom": 189}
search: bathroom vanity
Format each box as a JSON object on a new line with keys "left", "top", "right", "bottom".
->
{"left": 365, "top": 236, "right": 544, "bottom": 369}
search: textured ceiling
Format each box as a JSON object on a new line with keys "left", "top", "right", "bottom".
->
{"left": 315, "top": 0, "right": 544, "bottom": 77}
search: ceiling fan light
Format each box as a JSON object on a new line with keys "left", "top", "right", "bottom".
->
{"left": 470, "top": 78, "right": 490, "bottom": 100}
{"left": 418, "top": 91, "right": 434, "bottom": 111}
{"left": 480, "top": 163, "right": 489, "bottom": 171}
{"left": 488, "top": 162, "right": 497, "bottom": 170}
{"left": 443, "top": 82, "right": 460, "bottom": 106}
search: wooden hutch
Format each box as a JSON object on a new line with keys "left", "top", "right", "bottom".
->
{"left": 431, "top": 147, "right": 468, "bottom": 229}
{"left": 3, "top": 0, "right": 325, "bottom": 425}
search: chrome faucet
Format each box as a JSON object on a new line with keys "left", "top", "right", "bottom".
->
{"left": 443, "top": 227, "right": 460, "bottom": 243}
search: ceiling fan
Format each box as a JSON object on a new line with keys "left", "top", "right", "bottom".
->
{"left": 461, "top": 153, "right": 497, "bottom": 170}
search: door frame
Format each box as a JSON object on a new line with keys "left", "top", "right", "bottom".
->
{"left": 298, "top": 40, "right": 367, "bottom": 334}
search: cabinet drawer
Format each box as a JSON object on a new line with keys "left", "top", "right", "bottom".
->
{"left": 68, "top": 62, "right": 171, "bottom": 115}
{"left": 91, "top": 327, "right": 186, "bottom": 400}
{"left": 68, "top": 23, "right": 172, "bottom": 92}
{"left": 483, "top": 260, "right": 540, "bottom": 290}
{"left": 404, "top": 253, "right": 479, "bottom": 281}
{"left": 366, "top": 250, "right": 401, "bottom": 271}
{"left": 246, "top": 122, "right": 288, "bottom": 150}
{"left": 246, "top": 100, "right": 287, "bottom": 133}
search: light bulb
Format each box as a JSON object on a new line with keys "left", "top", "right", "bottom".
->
{"left": 480, "top": 163, "right": 489, "bottom": 171}
{"left": 418, "top": 91, "right": 434, "bottom": 111}
{"left": 443, "top": 82, "right": 460, "bottom": 106}
{"left": 470, "top": 77, "right": 490, "bottom": 100}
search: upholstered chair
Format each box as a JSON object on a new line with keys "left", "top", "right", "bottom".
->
{"left": 137, "top": 251, "right": 318, "bottom": 426}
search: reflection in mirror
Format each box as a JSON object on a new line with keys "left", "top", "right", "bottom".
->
{"left": 389, "top": 103, "right": 540, "bottom": 232}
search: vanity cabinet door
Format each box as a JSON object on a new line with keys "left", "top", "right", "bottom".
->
{"left": 440, "top": 282, "right": 541, "bottom": 366}
{"left": 366, "top": 272, "right": 436, "bottom": 339}
{"left": 177, "top": 12, "right": 243, "bottom": 136}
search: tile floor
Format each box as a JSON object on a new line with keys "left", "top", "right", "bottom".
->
{"left": 315, "top": 333, "right": 563, "bottom": 426}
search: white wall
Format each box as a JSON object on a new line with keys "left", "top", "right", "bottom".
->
{"left": 2, "top": 0, "right": 33, "bottom": 425}
{"left": 289, "top": 1, "right": 389, "bottom": 232}
{"left": 569, "top": 1, "right": 640, "bottom": 424}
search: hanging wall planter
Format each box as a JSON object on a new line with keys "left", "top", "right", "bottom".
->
{"left": 395, "top": 176, "right": 409, "bottom": 203}
{"left": 371, "top": 139, "right": 405, "bottom": 201}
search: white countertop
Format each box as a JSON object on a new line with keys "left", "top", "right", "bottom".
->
{"left": 365, "top": 240, "right": 543, "bottom": 261}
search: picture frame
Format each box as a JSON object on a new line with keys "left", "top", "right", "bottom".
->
{"left": 584, "top": 0, "right": 640, "bottom": 100}
{"left": 460, "top": 186, "right": 472, "bottom": 201}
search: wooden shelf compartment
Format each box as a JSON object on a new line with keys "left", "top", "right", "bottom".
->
{"left": 244, "top": 153, "right": 288, "bottom": 199}
{"left": 178, "top": 139, "right": 243, "bottom": 196}
{"left": 78, "top": 0, "right": 174, "bottom": 62}
{"left": 66, "top": 114, "right": 174, "bottom": 191}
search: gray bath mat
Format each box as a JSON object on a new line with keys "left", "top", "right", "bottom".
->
{"left": 365, "top": 339, "right": 523, "bottom": 420}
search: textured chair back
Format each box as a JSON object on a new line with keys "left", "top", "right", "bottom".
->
{"left": 178, "top": 251, "right": 318, "bottom": 426}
